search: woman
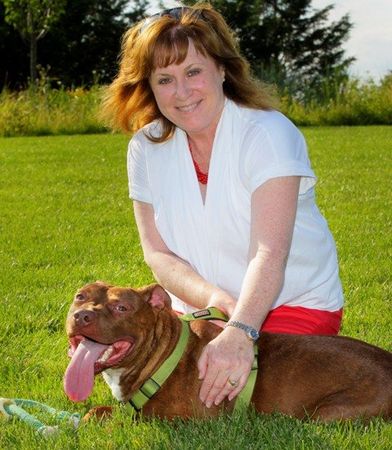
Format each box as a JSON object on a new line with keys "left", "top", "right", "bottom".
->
{"left": 102, "top": 4, "right": 344, "bottom": 409}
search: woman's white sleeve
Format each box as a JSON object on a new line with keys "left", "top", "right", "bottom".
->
{"left": 127, "top": 136, "right": 153, "bottom": 203}
{"left": 240, "top": 117, "right": 317, "bottom": 195}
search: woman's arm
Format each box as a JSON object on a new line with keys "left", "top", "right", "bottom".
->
{"left": 198, "top": 176, "right": 300, "bottom": 407}
{"left": 133, "top": 200, "right": 236, "bottom": 315}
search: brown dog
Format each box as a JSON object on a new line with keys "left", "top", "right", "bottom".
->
{"left": 64, "top": 282, "right": 392, "bottom": 421}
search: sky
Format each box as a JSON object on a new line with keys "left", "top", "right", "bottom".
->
{"left": 148, "top": 0, "right": 392, "bottom": 80}
{"left": 312, "top": 0, "right": 392, "bottom": 80}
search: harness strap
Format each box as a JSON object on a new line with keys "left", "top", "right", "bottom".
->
{"left": 180, "top": 307, "right": 229, "bottom": 322}
{"left": 129, "top": 319, "right": 190, "bottom": 411}
{"left": 234, "top": 345, "right": 259, "bottom": 410}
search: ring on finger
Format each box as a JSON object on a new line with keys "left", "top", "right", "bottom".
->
{"left": 228, "top": 378, "right": 239, "bottom": 388}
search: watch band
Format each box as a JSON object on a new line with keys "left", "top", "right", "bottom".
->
{"left": 225, "top": 320, "right": 260, "bottom": 342}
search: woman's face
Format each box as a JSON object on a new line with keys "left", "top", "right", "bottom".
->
{"left": 149, "top": 40, "right": 225, "bottom": 138}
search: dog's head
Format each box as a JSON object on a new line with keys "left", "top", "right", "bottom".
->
{"left": 64, "top": 281, "right": 171, "bottom": 402}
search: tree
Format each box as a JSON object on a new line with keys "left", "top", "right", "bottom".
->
{"left": 183, "top": 0, "right": 354, "bottom": 100}
{"left": 3, "top": 0, "right": 66, "bottom": 85}
{"left": 0, "top": 2, "right": 27, "bottom": 88}
{"left": 127, "top": 0, "right": 150, "bottom": 24}
{"left": 0, "top": 0, "right": 150, "bottom": 88}
{"left": 39, "top": 0, "right": 149, "bottom": 86}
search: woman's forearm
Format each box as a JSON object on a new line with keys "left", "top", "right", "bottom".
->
{"left": 147, "top": 250, "right": 235, "bottom": 313}
{"left": 133, "top": 201, "right": 236, "bottom": 314}
{"left": 229, "top": 177, "right": 299, "bottom": 330}
{"left": 230, "top": 248, "right": 287, "bottom": 330}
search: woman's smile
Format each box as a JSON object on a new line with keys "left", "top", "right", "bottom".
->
{"left": 176, "top": 100, "right": 202, "bottom": 113}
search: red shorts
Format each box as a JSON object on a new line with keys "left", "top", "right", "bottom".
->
{"left": 261, "top": 305, "right": 343, "bottom": 335}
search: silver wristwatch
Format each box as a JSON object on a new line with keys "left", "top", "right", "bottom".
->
{"left": 225, "top": 320, "right": 260, "bottom": 342}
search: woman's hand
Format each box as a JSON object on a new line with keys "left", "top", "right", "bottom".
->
{"left": 207, "top": 291, "right": 237, "bottom": 328}
{"left": 208, "top": 291, "right": 236, "bottom": 316}
{"left": 197, "top": 326, "right": 254, "bottom": 408}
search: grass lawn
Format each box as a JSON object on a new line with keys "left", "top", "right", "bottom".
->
{"left": 0, "top": 127, "right": 391, "bottom": 449}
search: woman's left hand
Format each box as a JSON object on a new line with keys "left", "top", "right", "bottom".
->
{"left": 197, "top": 326, "right": 255, "bottom": 407}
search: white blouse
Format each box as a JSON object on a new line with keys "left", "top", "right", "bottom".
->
{"left": 128, "top": 99, "right": 344, "bottom": 313}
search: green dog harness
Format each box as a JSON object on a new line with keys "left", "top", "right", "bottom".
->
{"left": 128, "top": 307, "right": 258, "bottom": 412}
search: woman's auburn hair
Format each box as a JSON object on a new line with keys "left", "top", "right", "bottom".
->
{"left": 101, "top": 3, "right": 277, "bottom": 142}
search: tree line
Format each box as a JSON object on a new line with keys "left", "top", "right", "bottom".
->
{"left": 1, "top": 0, "right": 353, "bottom": 99}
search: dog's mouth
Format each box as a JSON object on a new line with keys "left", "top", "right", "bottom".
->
{"left": 64, "top": 335, "right": 134, "bottom": 402}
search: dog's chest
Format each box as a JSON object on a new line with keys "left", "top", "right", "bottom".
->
{"left": 102, "top": 368, "right": 125, "bottom": 401}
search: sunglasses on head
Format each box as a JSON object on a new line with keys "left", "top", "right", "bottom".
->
{"left": 152, "top": 7, "right": 190, "bottom": 20}
{"left": 140, "top": 6, "right": 206, "bottom": 33}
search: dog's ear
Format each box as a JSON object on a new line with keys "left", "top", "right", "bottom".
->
{"left": 95, "top": 280, "right": 112, "bottom": 287}
{"left": 140, "top": 284, "right": 171, "bottom": 311}
{"left": 93, "top": 281, "right": 115, "bottom": 292}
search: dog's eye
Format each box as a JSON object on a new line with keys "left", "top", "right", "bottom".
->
{"left": 115, "top": 304, "right": 128, "bottom": 312}
{"left": 75, "top": 293, "right": 84, "bottom": 301}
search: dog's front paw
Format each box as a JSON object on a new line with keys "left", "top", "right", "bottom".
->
{"left": 82, "top": 406, "right": 113, "bottom": 423}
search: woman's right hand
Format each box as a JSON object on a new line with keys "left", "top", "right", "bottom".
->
{"left": 207, "top": 291, "right": 237, "bottom": 324}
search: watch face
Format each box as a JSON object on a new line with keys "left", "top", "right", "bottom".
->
{"left": 249, "top": 329, "right": 259, "bottom": 341}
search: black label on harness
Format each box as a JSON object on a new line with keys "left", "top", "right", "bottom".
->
{"left": 192, "top": 309, "right": 210, "bottom": 318}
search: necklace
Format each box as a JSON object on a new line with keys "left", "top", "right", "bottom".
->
{"left": 188, "top": 140, "right": 208, "bottom": 185}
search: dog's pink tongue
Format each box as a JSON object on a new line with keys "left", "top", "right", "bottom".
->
{"left": 64, "top": 339, "right": 108, "bottom": 402}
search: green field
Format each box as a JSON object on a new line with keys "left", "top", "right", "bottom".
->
{"left": 0, "top": 127, "right": 391, "bottom": 449}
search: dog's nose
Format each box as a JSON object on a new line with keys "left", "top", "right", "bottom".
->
{"left": 73, "top": 309, "right": 96, "bottom": 326}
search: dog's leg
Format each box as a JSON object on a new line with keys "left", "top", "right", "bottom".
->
{"left": 82, "top": 406, "right": 113, "bottom": 423}
{"left": 311, "top": 389, "right": 391, "bottom": 422}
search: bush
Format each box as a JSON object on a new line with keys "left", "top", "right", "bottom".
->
{"left": 0, "top": 74, "right": 391, "bottom": 137}
{"left": 280, "top": 75, "right": 392, "bottom": 126}
{"left": 0, "top": 84, "right": 107, "bottom": 137}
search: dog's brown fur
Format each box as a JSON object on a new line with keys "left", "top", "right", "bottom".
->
{"left": 65, "top": 282, "right": 392, "bottom": 421}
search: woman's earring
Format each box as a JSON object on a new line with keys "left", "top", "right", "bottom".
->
{"left": 220, "top": 67, "right": 226, "bottom": 83}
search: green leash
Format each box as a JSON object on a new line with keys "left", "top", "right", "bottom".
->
{"left": 0, "top": 397, "right": 80, "bottom": 437}
{"left": 128, "top": 307, "right": 258, "bottom": 412}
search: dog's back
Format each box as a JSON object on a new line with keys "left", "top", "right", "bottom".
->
{"left": 252, "top": 333, "right": 392, "bottom": 421}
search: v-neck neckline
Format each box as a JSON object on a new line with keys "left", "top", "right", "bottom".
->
{"left": 179, "top": 101, "right": 227, "bottom": 208}
{"left": 181, "top": 130, "right": 215, "bottom": 208}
